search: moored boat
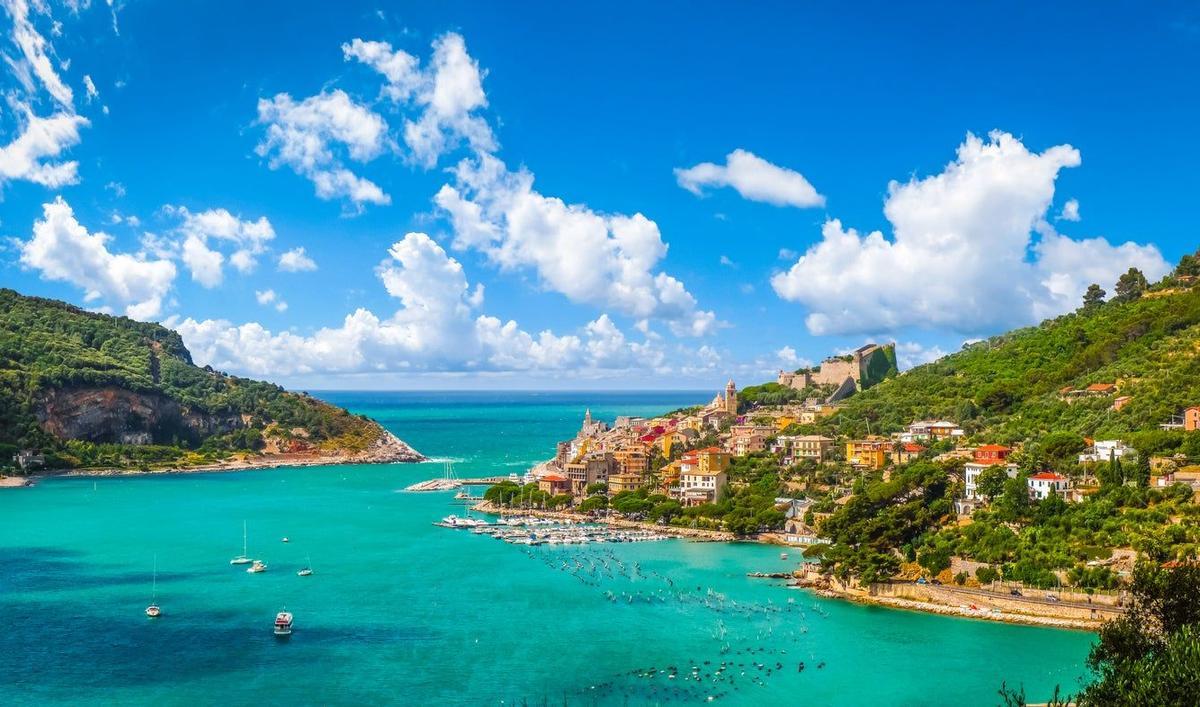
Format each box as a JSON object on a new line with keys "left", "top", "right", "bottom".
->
{"left": 231, "top": 521, "right": 253, "bottom": 565}
{"left": 247, "top": 559, "right": 267, "bottom": 573}
{"left": 145, "top": 555, "right": 161, "bottom": 617}
{"left": 274, "top": 611, "right": 293, "bottom": 637}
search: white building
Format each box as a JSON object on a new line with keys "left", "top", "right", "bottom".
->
{"left": 679, "top": 469, "right": 727, "bottom": 506}
{"left": 898, "top": 420, "right": 965, "bottom": 443}
{"left": 963, "top": 463, "right": 1019, "bottom": 500}
{"left": 1079, "top": 439, "right": 1136, "bottom": 464}
{"left": 1027, "top": 472, "right": 1071, "bottom": 500}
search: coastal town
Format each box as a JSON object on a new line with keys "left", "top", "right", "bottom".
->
{"left": 466, "top": 330, "right": 1200, "bottom": 629}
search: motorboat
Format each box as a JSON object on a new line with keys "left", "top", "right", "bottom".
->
{"left": 274, "top": 611, "right": 293, "bottom": 637}
{"left": 247, "top": 560, "right": 267, "bottom": 573}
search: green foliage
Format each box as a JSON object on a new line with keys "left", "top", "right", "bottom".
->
{"left": 1078, "top": 563, "right": 1200, "bottom": 705}
{"left": 976, "top": 466, "right": 1010, "bottom": 501}
{"left": 1114, "top": 267, "right": 1149, "bottom": 303}
{"left": 0, "top": 289, "right": 387, "bottom": 469}
{"left": 1082, "top": 283, "right": 1106, "bottom": 310}
{"left": 817, "top": 288, "right": 1200, "bottom": 443}
{"left": 975, "top": 566, "right": 1000, "bottom": 584}
{"left": 819, "top": 461, "right": 952, "bottom": 584}
{"left": 577, "top": 495, "right": 608, "bottom": 513}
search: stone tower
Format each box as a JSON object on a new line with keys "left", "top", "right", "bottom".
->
{"left": 725, "top": 379, "right": 737, "bottom": 416}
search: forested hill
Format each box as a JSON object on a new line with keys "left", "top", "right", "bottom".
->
{"left": 827, "top": 271, "right": 1200, "bottom": 445}
{"left": 0, "top": 288, "right": 414, "bottom": 471}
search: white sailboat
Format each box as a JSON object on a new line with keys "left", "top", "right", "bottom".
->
{"left": 297, "top": 554, "right": 313, "bottom": 577}
{"left": 230, "top": 521, "right": 252, "bottom": 565}
{"left": 145, "top": 555, "right": 161, "bottom": 618}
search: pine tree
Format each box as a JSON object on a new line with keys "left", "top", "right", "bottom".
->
{"left": 1114, "top": 268, "right": 1149, "bottom": 302}
{"left": 1082, "top": 283, "right": 1106, "bottom": 310}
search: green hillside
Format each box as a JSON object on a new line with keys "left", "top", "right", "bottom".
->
{"left": 823, "top": 280, "right": 1200, "bottom": 447}
{"left": 0, "top": 288, "right": 394, "bottom": 471}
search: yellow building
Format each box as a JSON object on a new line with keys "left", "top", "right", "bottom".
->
{"left": 775, "top": 416, "right": 796, "bottom": 432}
{"left": 608, "top": 472, "right": 645, "bottom": 494}
{"left": 846, "top": 436, "right": 891, "bottom": 470}
{"left": 696, "top": 447, "right": 731, "bottom": 473}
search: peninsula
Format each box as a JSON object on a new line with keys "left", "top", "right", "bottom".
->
{"left": 0, "top": 289, "right": 422, "bottom": 481}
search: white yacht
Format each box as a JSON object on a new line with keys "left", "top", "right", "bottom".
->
{"left": 230, "top": 521, "right": 253, "bottom": 565}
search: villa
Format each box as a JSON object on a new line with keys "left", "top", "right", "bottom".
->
{"left": 1079, "top": 440, "right": 1136, "bottom": 464}
{"left": 963, "top": 445, "right": 1018, "bottom": 500}
{"left": 1028, "top": 472, "right": 1072, "bottom": 501}
{"left": 898, "top": 420, "right": 964, "bottom": 443}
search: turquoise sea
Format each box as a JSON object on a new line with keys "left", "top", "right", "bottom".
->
{"left": 0, "top": 391, "right": 1093, "bottom": 705}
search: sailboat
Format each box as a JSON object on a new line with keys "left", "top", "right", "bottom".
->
{"left": 230, "top": 521, "right": 252, "bottom": 565}
{"left": 145, "top": 555, "right": 161, "bottom": 618}
{"left": 297, "top": 554, "right": 313, "bottom": 577}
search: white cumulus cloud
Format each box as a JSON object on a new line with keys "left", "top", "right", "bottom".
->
{"left": 174, "top": 233, "right": 663, "bottom": 377}
{"left": 435, "top": 153, "right": 718, "bottom": 336}
{"left": 277, "top": 246, "right": 317, "bottom": 272}
{"left": 770, "top": 131, "right": 1170, "bottom": 336}
{"left": 19, "top": 197, "right": 176, "bottom": 318}
{"left": 675, "top": 149, "right": 825, "bottom": 208}
{"left": 343, "top": 33, "right": 495, "bottom": 167}
{"left": 1058, "top": 198, "right": 1081, "bottom": 222}
{"left": 0, "top": 103, "right": 87, "bottom": 188}
{"left": 166, "top": 205, "right": 276, "bottom": 287}
{"left": 255, "top": 89, "right": 392, "bottom": 209}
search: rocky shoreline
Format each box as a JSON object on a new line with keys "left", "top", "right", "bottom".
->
{"left": 10, "top": 429, "right": 424, "bottom": 484}
{"left": 784, "top": 573, "right": 1102, "bottom": 631}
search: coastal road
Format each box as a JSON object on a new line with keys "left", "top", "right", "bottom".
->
{"left": 905, "top": 582, "right": 1127, "bottom": 614}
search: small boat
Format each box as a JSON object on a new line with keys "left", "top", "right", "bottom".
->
{"left": 231, "top": 521, "right": 253, "bottom": 565}
{"left": 281, "top": 537, "right": 289, "bottom": 543}
{"left": 145, "top": 555, "right": 161, "bottom": 618}
{"left": 780, "top": 552, "right": 789, "bottom": 560}
{"left": 274, "top": 611, "right": 293, "bottom": 637}
{"left": 298, "top": 555, "right": 313, "bottom": 577}
{"left": 247, "top": 560, "right": 267, "bottom": 573}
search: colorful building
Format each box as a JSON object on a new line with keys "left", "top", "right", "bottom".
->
{"left": 846, "top": 437, "right": 890, "bottom": 470}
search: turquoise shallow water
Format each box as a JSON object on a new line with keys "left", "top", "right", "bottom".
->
{"left": 0, "top": 392, "right": 1093, "bottom": 705}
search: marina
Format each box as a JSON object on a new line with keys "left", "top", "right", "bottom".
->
{"left": 437, "top": 514, "right": 673, "bottom": 545}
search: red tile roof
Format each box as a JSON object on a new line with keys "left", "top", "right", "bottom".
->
{"left": 540, "top": 473, "right": 567, "bottom": 482}
{"left": 1029, "top": 472, "right": 1066, "bottom": 481}
{"left": 976, "top": 444, "right": 1011, "bottom": 453}
{"left": 902, "top": 443, "right": 925, "bottom": 453}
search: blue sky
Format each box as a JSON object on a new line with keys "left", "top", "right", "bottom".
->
{"left": 1, "top": 1, "right": 1197, "bottom": 389}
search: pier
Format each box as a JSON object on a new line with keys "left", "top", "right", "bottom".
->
{"left": 403, "top": 476, "right": 508, "bottom": 492}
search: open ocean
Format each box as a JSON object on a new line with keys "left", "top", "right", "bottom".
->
{"left": 0, "top": 391, "right": 1093, "bottom": 705}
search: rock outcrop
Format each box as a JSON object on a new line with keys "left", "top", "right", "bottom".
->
{"left": 35, "top": 386, "right": 244, "bottom": 445}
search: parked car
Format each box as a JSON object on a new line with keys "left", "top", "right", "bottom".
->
{"left": 1009, "top": 588, "right": 1023, "bottom": 597}
{"left": 1046, "top": 593, "right": 1060, "bottom": 602}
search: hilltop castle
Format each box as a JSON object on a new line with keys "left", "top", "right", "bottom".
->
{"left": 778, "top": 343, "right": 897, "bottom": 394}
